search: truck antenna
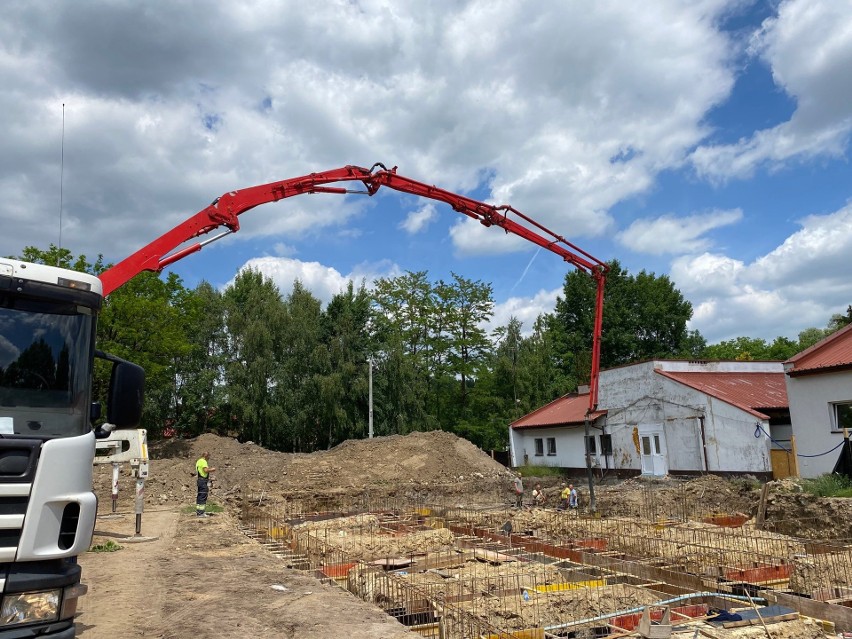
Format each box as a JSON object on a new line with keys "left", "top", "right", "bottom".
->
{"left": 58, "top": 102, "right": 65, "bottom": 264}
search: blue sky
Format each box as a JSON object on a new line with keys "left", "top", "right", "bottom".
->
{"left": 1, "top": 0, "right": 851, "bottom": 344}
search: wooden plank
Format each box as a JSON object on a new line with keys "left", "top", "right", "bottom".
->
{"left": 473, "top": 548, "right": 516, "bottom": 564}
{"left": 764, "top": 590, "right": 852, "bottom": 633}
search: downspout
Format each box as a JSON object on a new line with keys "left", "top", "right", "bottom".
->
{"left": 699, "top": 415, "right": 709, "bottom": 473}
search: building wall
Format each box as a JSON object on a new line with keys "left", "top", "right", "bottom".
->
{"left": 598, "top": 365, "right": 771, "bottom": 474}
{"left": 785, "top": 369, "right": 852, "bottom": 478}
{"left": 509, "top": 424, "right": 589, "bottom": 469}
{"left": 510, "top": 360, "right": 779, "bottom": 475}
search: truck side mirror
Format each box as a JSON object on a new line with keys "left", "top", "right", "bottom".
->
{"left": 107, "top": 361, "right": 145, "bottom": 428}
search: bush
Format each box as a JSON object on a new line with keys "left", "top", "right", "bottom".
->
{"left": 89, "top": 540, "right": 122, "bottom": 553}
{"left": 800, "top": 473, "right": 852, "bottom": 497}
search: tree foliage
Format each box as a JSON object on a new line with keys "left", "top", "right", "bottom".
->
{"left": 551, "top": 260, "right": 693, "bottom": 383}
{"left": 15, "top": 244, "right": 850, "bottom": 458}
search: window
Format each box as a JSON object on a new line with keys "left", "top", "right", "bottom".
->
{"left": 600, "top": 434, "right": 613, "bottom": 455}
{"left": 547, "top": 438, "right": 557, "bottom": 456}
{"left": 833, "top": 402, "right": 852, "bottom": 432}
{"left": 584, "top": 435, "right": 596, "bottom": 454}
{"left": 534, "top": 438, "right": 544, "bottom": 456}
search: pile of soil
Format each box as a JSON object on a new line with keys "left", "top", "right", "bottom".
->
{"left": 95, "top": 431, "right": 515, "bottom": 511}
{"left": 593, "top": 474, "right": 759, "bottom": 520}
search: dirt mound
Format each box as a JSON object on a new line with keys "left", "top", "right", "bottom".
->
{"left": 593, "top": 474, "right": 759, "bottom": 519}
{"left": 96, "top": 430, "right": 514, "bottom": 511}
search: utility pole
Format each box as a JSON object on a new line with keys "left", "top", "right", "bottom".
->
{"left": 368, "top": 357, "right": 373, "bottom": 439}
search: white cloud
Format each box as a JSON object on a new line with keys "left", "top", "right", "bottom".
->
{"left": 671, "top": 203, "right": 852, "bottom": 341}
{"left": 749, "top": 204, "right": 852, "bottom": 286}
{"left": 399, "top": 203, "right": 437, "bottom": 234}
{"left": 617, "top": 209, "right": 742, "bottom": 255}
{"left": 487, "top": 288, "right": 560, "bottom": 335}
{"left": 692, "top": 0, "right": 852, "bottom": 181}
{"left": 227, "top": 256, "right": 400, "bottom": 305}
{"left": 0, "top": 1, "right": 738, "bottom": 263}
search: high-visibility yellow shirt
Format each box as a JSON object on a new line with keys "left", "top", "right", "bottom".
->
{"left": 560, "top": 487, "right": 570, "bottom": 499}
{"left": 196, "top": 458, "right": 209, "bottom": 478}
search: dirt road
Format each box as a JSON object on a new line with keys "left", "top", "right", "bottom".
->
{"left": 76, "top": 506, "right": 414, "bottom": 638}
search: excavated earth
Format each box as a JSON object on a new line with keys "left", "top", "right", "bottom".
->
{"left": 78, "top": 432, "right": 852, "bottom": 638}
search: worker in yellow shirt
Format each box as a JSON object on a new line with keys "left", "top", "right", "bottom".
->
{"left": 558, "top": 482, "right": 570, "bottom": 510}
{"left": 195, "top": 452, "right": 216, "bottom": 517}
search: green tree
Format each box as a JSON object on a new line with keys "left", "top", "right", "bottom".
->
{"left": 315, "top": 281, "right": 372, "bottom": 447}
{"left": 518, "top": 315, "right": 569, "bottom": 413}
{"left": 172, "top": 282, "right": 227, "bottom": 437}
{"left": 702, "top": 336, "right": 772, "bottom": 361}
{"left": 279, "top": 281, "right": 326, "bottom": 451}
{"left": 552, "top": 260, "right": 693, "bottom": 384}
{"left": 15, "top": 244, "right": 105, "bottom": 274}
{"left": 443, "top": 273, "right": 494, "bottom": 407}
{"left": 829, "top": 306, "right": 852, "bottom": 330}
{"left": 222, "top": 269, "right": 286, "bottom": 448}
{"left": 97, "top": 271, "right": 192, "bottom": 431}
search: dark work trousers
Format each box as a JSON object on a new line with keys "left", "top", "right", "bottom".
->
{"left": 196, "top": 477, "right": 210, "bottom": 512}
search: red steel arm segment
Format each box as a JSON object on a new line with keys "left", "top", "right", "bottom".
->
{"left": 99, "top": 163, "right": 608, "bottom": 410}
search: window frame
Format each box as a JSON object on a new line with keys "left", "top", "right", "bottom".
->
{"left": 546, "top": 437, "right": 557, "bottom": 456}
{"left": 534, "top": 438, "right": 544, "bottom": 456}
{"left": 831, "top": 401, "right": 852, "bottom": 433}
{"left": 584, "top": 435, "right": 597, "bottom": 455}
{"left": 600, "top": 434, "right": 613, "bottom": 455}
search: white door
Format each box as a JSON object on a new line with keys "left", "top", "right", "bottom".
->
{"left": 639, "top": 426, "right": 668, "bottom": 476}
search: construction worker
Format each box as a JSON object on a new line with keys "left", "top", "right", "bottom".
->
{"left": 512, "top": 472, "right": 524, "bottom": 508}
{"left": 558, "top": 482, "right": 570, "bottom": 510}
{"left": 568, "top": 484, "right": 579, "bottom": 511}
{"left": 531, "top": 483, "right": 545, "bottom": 506}
{"left": 195, "top": 451, "right": 216, "bottom": 517}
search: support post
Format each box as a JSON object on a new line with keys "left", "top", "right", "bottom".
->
{"left": 790, "top": 435, "right": 800, "bottom": 478}
{"left": 368, "top": 357, "right": 373, "bottom": 439}
{"left": 134, "top": 477, "right": 144, "bottom": 536}
{"left": 111, "top": 463, "right": 120, "bottom": 513}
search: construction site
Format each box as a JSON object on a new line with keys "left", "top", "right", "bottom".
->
{"left": 78, "top": 431, "right": 852, "bottom": 639}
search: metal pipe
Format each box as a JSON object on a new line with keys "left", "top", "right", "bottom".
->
{"left": 543, "top": 592, "right": 765, "bottom": 632}
{"left": 584, "top": 417, "right": 596, "bottom": 513}
{"left": 699, "top": 415, "right": 709, "bottom": 473}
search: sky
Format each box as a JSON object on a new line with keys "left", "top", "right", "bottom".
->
{"left": 1, "top": 0, "right": 851, "bottom": 344}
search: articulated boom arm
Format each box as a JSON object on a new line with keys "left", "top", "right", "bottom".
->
{"left": 99, "top": 164, "right": 608, "bottom": 410}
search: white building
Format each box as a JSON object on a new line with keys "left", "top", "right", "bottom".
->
{"left": 784, "top": 323, "right": 852, "bottom": 478}
{"left": 510, "top": 360, "right": 790, "bottom": 478}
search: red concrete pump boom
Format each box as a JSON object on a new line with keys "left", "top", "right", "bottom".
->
{"left": 99, "top": 163, "right": 608, "bottom": 411}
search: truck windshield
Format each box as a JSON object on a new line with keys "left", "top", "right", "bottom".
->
{"left": 0, "top": 299, "right": 95, "bottom": 438}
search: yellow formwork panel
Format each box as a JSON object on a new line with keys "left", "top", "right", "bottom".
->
{"left": 410, "top": 622, "right": 440, "bottom": 638}
{"left": 414, "top": 507, "right": 432, "bottom": 516}
{"left": 533, "top": 579, "right": 605, "bottom": 593}
{"left": 268, "top": 526, "right": 289, "bottom": 540}
{"left": 482, "top": 629, "right": 544, "bottom": 639}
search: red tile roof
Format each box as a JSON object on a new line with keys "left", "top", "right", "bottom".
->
{"left": 785, "top": 323, "right": 852, "bottom": 376}
{"left": 655, "top": 371, "right": 788, "bottom": 419}
{"left": 511, "top": 393, "right": 606, "bottom": 429}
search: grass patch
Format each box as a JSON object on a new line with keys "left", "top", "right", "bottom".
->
{"left": 89, "top": 540, "right": 122, "bottom": 553}
{"left": 516, "top": 464, "right": 564, "bottom": 478}
{"left": 729, "top": 476, "right": 763, "bottom": 492}
{"left": 181, "top": 503, "right": 224, "bottom": 515}
{"left": 800, "top": 473, "right": 852, "bottom": 497}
